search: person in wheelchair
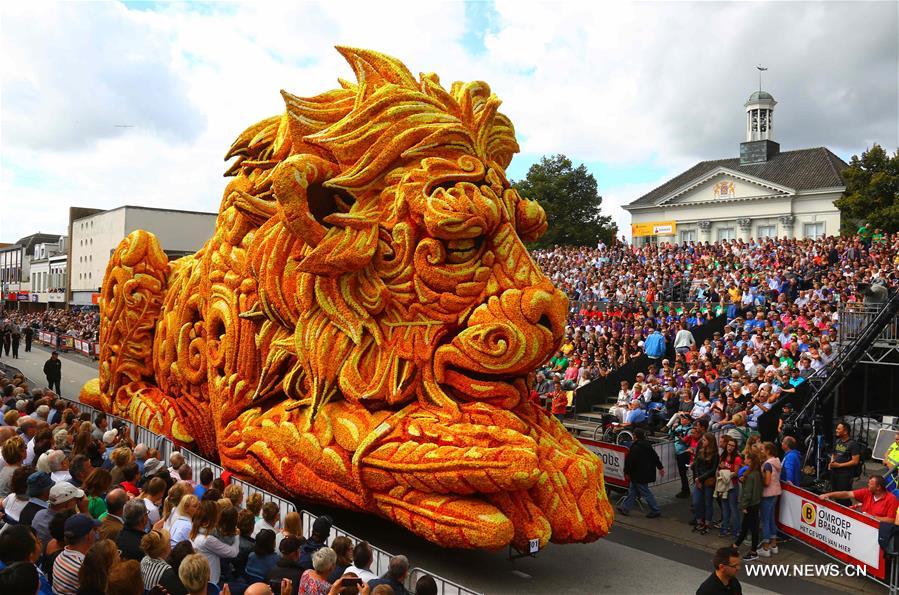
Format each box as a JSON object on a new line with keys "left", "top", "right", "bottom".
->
{"left": 619, "top": 401, "right": 649, "bottom": 430}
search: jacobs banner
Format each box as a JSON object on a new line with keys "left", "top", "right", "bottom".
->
{"left": 578, "top": 439, "right": 629, "bottom": 488}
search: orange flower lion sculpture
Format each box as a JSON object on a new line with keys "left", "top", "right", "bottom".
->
{"left": 81, "top": 47, "right": 613, "bottom": 550}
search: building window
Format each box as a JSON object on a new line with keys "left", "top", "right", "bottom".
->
{"left": 756, "top": 225, "right": 777, "bottom": 239}
{"left": 680, "top": 230, "right": 697, "bottom": 243}
{"left": 717, "top": 227, "right": 736, "bottom": 241}
{"left": 803, "top": 222, "right": 825, "bottom": 240}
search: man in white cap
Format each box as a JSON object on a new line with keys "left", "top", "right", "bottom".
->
{"left": 142, "top": 457, "right": 164, "bottom": 479}
{"left": 33, "top": 481, "right": 84, "bottom": 543}
{"left": 101, "top": 429, "right": 119, "bottom": 468}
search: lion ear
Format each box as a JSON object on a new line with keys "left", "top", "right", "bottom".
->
{"left": 273, "top": 154, "right": 346, "bottom": 247}
{"left": 272, "top": 154, "right": 378, "bottom": 276}
{"left": 335, "top": 46, "right": 418, "bottom": 100}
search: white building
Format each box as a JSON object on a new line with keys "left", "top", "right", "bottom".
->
{"left": 1, "top": 233, "right": 65, "bottom": 309}
{"left": 68, "top": 206, "right": 217, "bottom": 306}
{"left": 29, "top": 237, "right": 68, "bottom": 308}
{"left": 624, "top": 89, "right": 847, "bottom": 246}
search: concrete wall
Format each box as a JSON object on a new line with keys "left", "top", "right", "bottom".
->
{"left": 629, "top": 189, "right": 841, "bottom": 244}
{"left": 70, "top": 208, "right": 127, "bottom": 292}
{"left": 124, "top": 208, "right": 216, "bottom": 253}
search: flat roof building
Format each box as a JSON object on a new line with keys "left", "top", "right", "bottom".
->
{"left": 67, "top": 205, "right": 217, "bottom": 306}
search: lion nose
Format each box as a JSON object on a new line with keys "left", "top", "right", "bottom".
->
{"left": 521, "top": 284, "right": 568, "bottom": 343}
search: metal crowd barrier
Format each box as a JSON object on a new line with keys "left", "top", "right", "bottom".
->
{"left": 35, "top": 331, "right": 100, "bottom": 358}
{"left": 54, "top": 394, "right": 480, "bottom": 595}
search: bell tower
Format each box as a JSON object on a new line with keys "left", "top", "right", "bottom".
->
{"left": 745, "top": 90, "right": 776, "bottom": 142}
{"left": 740, "top": 68, "right": 780, "bottom": 165}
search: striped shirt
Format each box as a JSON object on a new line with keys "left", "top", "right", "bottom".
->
{"left": 141, "top": 556, "right": 171, "bottom": 590}
{"left": 52, "top": 548, "right": 84, "bottom": 595}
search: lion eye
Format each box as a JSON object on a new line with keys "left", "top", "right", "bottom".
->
{"left": 445, "top": 238, "right": 482, "bottom": 264}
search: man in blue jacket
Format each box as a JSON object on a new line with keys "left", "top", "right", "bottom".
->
{"left": 643, "top": 326, "right": 666, "bottom": 362}
{"left": 780, "top": 436, "right": 802, "bottom": 486}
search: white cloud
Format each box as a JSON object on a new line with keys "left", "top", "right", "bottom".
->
{"left": 0, "top": 1, "right": 895, "bottom": 244}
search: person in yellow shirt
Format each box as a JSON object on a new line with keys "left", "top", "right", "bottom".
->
{"left": 883, "top": 430, "right": 899, "bottom": 472}
{"left": 728, "top": 284, "right": 742, "bottom": 304}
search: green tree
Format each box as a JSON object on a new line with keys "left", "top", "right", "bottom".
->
{"left": 512, "top": 154, "right": 617, "bottom": 247}
{"left": 835, "top": 144, "right": 899, "bottom": 233}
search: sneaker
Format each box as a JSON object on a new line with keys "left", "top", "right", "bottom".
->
{"left": 742, "top": 552, "right": 759, "bottom": 562}
{"left": 646, "top": 511, "right": 661, "bottom": 518}
{"left": 758, "top": 548, "right": 771, "bottom": 558}
{"left": 616, "top": 507, "right": 630, "bottom": 516}
{"left": 676, "top": 491, "right": 690, "bottom": 499}
{"left": 711, "top": 520, "right": 722, "bottom": 529}
{"left": 718, "top": 530, "right": 728, "bottom": 537}
{"left": 770, "top": 546, "right": 779, "bottom": 555}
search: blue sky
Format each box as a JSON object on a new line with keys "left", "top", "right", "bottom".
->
{"left": 1, "top": 0, "right": 895, "bottom": 242}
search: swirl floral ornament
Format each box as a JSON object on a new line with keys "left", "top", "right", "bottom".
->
{"left": 80, "top": 47, "right": 614, "bottom": 550}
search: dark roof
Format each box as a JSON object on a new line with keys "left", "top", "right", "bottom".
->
{"left": 11, "top": 233, "right": 63, "bottom": 252}
{"left": 748, "top": 90, "right": 775, "bottom": 102}
{"left": 627, "top": 147, "right": 847, "bottom": 208}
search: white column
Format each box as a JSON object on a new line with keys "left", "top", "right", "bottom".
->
{"left": 698, "top": 220, "right": 712, "bottom": 242}
{"left": 737, "top": 218, "right": 752, "bottom": 242}
{"left": 779, "top": 215, "right": 796, "bottom": 239}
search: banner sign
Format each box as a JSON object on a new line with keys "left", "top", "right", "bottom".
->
{"left": 777, "top": 483, "right": 885, "bottom": 579}
{"left": 631, "top": 221, "right": 677, "bottom": 238}
{"left": 578, "top": 438, "right": 629, "bottom": 488}
{"left": 59, "top": 335, "right": 74, "bottom": 351}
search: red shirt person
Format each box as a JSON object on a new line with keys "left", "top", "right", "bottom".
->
{"left": 821, "top": 475, "right": 898, "bottom": 523}
{"left": 550, "top": 381, "right": 568, "bottom": 420}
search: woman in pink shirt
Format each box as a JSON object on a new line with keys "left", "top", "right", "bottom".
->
{"left": 759, "top": 442, "right": 782, "bottom": 558}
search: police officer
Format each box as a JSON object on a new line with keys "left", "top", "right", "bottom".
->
{"left": 43, "top": 351, "right": 62, "bottom": 396}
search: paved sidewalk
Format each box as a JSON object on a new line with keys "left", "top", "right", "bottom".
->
{"left": 609, "top": 479, "right": 885, "bottom": 594}
{"left": 0, "top": 341, "right": 98, "bottom": 400}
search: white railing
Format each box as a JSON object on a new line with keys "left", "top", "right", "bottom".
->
{"left": 51, "top": 393, "right": 480, "bottom": 595}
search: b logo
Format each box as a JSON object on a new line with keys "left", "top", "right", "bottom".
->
{"left": 801, "top": 500, "right": 817, "bottom": 526}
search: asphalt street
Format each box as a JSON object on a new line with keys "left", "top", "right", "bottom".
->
{"left": 0, "top": 341, "right": 99, "bottom": 398}
{"left": 0, "top": 345, "right": 858, "bottom": 594}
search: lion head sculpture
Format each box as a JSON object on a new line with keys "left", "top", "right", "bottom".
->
{"left": 247, "top": 47, "right": 566, "bottom": 418}
{"left": 84, "top": 47, "right": 613, "bottom": 551}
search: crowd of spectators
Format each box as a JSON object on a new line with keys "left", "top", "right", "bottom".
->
{"left": 532, "top": 234, "right": 897, "bottom": 425}
{"left": 0, "top": 308, "right": 100, "bottom": 347}
{"left": 0, "top": 371, "right": 439, "bottom": 595}
{"left": 532, "top": 232, "right": 899, "bottom": 563}
{"left": 532, "top": 234, "right": 896, "bottom": 386}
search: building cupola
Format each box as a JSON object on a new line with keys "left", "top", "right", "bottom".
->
{"left": 740, "top": 68, "right": 780, "bottom": 165}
